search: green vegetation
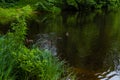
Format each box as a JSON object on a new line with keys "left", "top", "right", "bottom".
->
{"left": 60, "top": 0, "right": 120, "bottom": 11}
{"left": 1, "top": 0, "right": 120, "bottom": 80}
{"left": 0, "top": 0, "right": 61, "bottom": 13}
{"left": 0, "top": 5, "right": 33, "bottom": 24}
{"left": 0, "top": 16, "right": 76, "bottom": 80}
{"left": 0, "top": 0, "right": 120, "bottom": 13}
{"left": 0, "top": 1, "right": 77, "bottom": 80}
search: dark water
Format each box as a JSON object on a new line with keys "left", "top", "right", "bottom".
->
{"left": 0, "top": 24, "right": 9, "bottom": 34}
{"left": 27, "top": 11, "right": 120, "bottom": 80}
{"left": 1, "top": 11, "right": 120, "bottom": 80}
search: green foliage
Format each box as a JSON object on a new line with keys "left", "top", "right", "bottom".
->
{"left": 0, "top": 17, "right": 26, "bottom": 80}
{"left": 34, "top": 0, "right": 61, "bottom": 13}
{"left": 0, "top": 36, "right": 15, "bottom": 80}
{"left": 0, "top": 0, "right": 19, "bottom": 8}
{"left": 0, "top": 14, "right": 76, "bottom": 80}
{"left": 16, "top": 49, "right": 64, "bottom": 80}
{"left": 0, "top": 5, "right": 33, "bottom": 24}
{"left": 58, "top": 0, "right": 120, "bottom": 10}
{"left": 0, "top": 0, "right": 120, "bottom": 11}
{"left": 67, "top": 0, "right": 78, "bottom": 8}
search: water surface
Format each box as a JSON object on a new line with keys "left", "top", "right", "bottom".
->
{"left": 28, "top": 11, "right": 120, "bottom": 80}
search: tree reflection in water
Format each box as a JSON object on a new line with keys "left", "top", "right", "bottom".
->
{"left": 27, "top": 10, "right": 120, "bottom": 80}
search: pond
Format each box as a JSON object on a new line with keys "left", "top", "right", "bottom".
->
{"left": 1, "top": 10, "right": 120, "bottom": 80}
{"left": 27, "top": 11, "right": 120, "bottom": 80}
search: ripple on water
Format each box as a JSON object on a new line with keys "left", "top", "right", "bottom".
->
{"left": 98, "top": 69, "right": 120, "bottom": 80}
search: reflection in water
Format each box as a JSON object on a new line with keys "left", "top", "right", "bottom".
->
{"left": 97, "top": 54, "right": 120, "bottom": 80}
{"left": 100, "top": 71, "right": 120, "bottom": 80}
{"left": 34, "top": 33, "right": 57, "bottom": 56}
{"left": 28, "top": 11, "right": 120, "bottom": 80}
{"left": 0, "top": 24, "right": 9, "bottom": 34}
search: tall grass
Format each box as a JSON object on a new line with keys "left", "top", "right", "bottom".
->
{"left": 0, "top": 36, "right": 15, "bottom": 80}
